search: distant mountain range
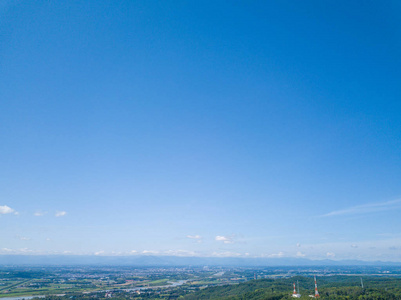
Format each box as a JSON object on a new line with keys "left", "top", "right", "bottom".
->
{"left": 0, "top": 255, "right": 399, "bottom": 266}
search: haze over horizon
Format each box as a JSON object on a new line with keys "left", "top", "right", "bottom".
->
{"left": 1, "top": 1, "right": 401, "bottom": 262}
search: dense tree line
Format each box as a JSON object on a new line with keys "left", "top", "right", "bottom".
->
{"left": 184, "top": 276, "right": 401, "bottom": 300}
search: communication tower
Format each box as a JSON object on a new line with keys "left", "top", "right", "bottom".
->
{"left": 292, "top": 281, "right": 301, "bottom": 298}
{"left": 314, "top": 276, "right": 319, "bottom": 298}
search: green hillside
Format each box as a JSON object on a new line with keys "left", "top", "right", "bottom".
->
{"left": 184, "top": 276, "right": 401, "bottom": 300}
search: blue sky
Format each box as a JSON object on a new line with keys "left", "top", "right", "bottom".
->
{"left": 1, "top": 1, "right": 401, "bottom": 261}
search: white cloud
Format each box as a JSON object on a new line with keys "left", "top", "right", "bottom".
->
{"left": 215, "top": 235, "right": 234, "bottom": 244}
{"left": 55, "top": 211, "right": 67, "bottom": 217}
{"left": 142, "top": 250, "right": 159, "bottom": 255}
{"left": 19, "top": 248, "right": 34, "bottom": 253}
{"left": 1, "top": 248, "right": 14, "bottom": 253}
{"left": 296, "top": 251, "right": 306, "bottom": 257}
{"left": 0, "top": 205, "right": 15, "bottom": 214}
{"left": 0, "top": 248, "right": 36, "bottom": 254}
{"left": 94, "top": 251, "right": 104, "bottom": 256}
{"left": 326, "top": 252, "right": 336, "bottom": 258}
{"left": 296, "top": 243, "right": 301, "bottom": 247}
{"left": 34, "top": 211, "right": 46, "bottom": 216}
{"left": 321, "top": 199, "right": 401, "bottom": 217}
{"left": 297, "top": 237, "right": 401, "bottom": 261}
{"left": 164, "top": 250, "right": 196, "bottom": 256}
{"left": 18, "top": 236, "right": 30, "bottom": 241}
{"left": 211, "top": 251, "right": 241, "bottom": 257}
{"left": 187, "top": 235, "right": 202, "bottom": 239}
{"left": 268, "top": 251, "right": 285, "bottom": 258}
{"left": 187, "top": 235, "right": 202, "bottom": 243}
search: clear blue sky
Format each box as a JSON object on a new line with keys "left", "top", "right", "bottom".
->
{"left": 1, "top": 1, "right": 400, "bottom": 261}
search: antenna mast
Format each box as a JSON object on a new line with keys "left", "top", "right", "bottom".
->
{"left": 292, "top": 281, "right": 301, "bottom": 298}
{"left": 314, "top": 276, "right": 320, "bottom": 298}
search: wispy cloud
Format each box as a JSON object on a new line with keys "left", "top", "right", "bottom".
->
{"left": 321, "top": 199, "right": 401, "bottom": 217}
{"left": 142, "top": 250, "right": 159, "bottom": 255}
{"left": 0, "top": 248, "right": 14, "bottom": 253}
{"left": 55, "top": 211, "right": 67, "bottom": 217}
{"left": 187, "top": 235, "right": 202, "bottom": 239}
{"left": 34, "top": 211, "right": 47, "bottom": 216}
{"left": 19, "top": 248, "right": 34, "bottom": 253}
{"left": 187, "top": 235, "right": 202, "bottom": 243}
{"left": 215, "top": 235, "right": 234, "bottom": 244}
{"left": 268, "top": 251, "right": 285, "bottom": 258}
{"left": 164, "top": 250, "right": 196, "bottom": 256}
{"left": 211, "top": 251, "right": 241, "bottom": 257}
{"left": 0, "top": 205, "right": 16, "bottom": 215}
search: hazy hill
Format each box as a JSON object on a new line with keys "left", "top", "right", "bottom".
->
{"left": 0, "top": 255, "right": 398, "bottom": 266}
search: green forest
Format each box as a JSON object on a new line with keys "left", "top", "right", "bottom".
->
{"left": 183, "top": 276, "right": 401, "bottom": 299}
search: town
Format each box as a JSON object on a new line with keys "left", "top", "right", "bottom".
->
{"left": 2, "top": 265, "right": 401, "bottom": 299}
